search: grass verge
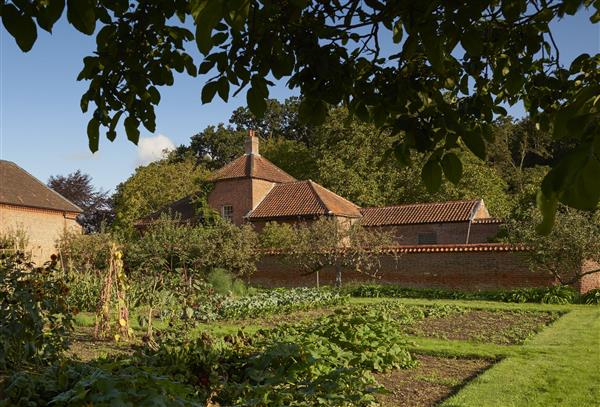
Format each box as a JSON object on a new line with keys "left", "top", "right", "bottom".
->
{"left": 441, "top": 307, "right": 600, "bottom": 407}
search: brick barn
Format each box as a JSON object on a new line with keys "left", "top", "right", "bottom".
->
{"left": 140, "top": 132, "right": 501, "bottom": 244}
{"left": 0, "top": 160, "right": 82, "bottom": 263}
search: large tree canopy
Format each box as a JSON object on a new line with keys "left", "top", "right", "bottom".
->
{"left": 2, "top": 0, "right": 599, "bottom": 231}
{"left": 48, "top": 170, "right": 114, "bottom": 233}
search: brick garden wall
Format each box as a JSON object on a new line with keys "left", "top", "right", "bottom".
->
{"left": 577, "top": 260, "right": 600, "bottom": 294}
{"left": 249, "top": 244, "right": 567, "bottom": 292}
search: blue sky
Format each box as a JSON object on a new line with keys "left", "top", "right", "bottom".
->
{"left": 1, "top": 9, "right": 598, "bottom": 193}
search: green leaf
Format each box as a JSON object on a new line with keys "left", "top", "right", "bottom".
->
{"left": 392, "top": 21, "right": 403, "bottom": 44}
{"left": 441, "top": 153, "right": 463, "bottom": 184}
{"left": 36, "top": 0, "right": 65, "bottom": 33}
{"left": 2, "top": 4, "right": 38, "bottom": 52}
{"left": 420, "top": 25, "right": 444, "bottom": 74}
{"left": 247, "top": 86, "right": 267, "bottom": 117}
{"left": 536, "top": 190, "right": 558, "bottom": 235}
{"left": 421, "top": 159, "right": 443, "bottom": 193}
{"left": 107, "top": 111, "right": 123, "bottom": 142}
{"left": 201, "top": 81, "right": 219, "bottom": 104}
{"left": 217, "top": 77, "right": 229, "bottom": 102}
{"left": 66, "top": 0, "right": 96, "bottom": 35}
{"left": 461, "top": 129, "right": 486, "bottom": 159}
{"left": 193, "top": 0, "right": 223, "bottom": 55}
{"left": 124, "top": 116, "right": 140, "bottom": 144}
{"left": 87, "top": 117, "right": 100, "bottom": 152}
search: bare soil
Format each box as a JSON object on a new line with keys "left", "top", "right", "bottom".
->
{"left": 406, "top": 310, "right": 559, "bottom": 345}
{"left": 376, "top": 355, "right": 493, "bottom": 407}
{"left": 67, "top": 326, "right": 137, "bottom": 361}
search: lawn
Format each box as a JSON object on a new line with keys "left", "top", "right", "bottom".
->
{"left": 65, "top": 297, "right": 598, "bottom": 406}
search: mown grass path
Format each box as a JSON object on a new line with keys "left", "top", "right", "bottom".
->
{"left": 442, "top": 307, "right": 600, "bottom": 407}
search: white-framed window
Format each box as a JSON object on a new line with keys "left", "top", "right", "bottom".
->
{"left": 221, "top": 205, "right": 233, "bottom": 222}
{"left": 417, "top": 232, "right": 437, "bottom": 245}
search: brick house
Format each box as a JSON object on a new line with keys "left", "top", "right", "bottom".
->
{"left": 0, "top": 160, "right": 82, "bottom": 263}
{"left": 138, "top": 133, "right": 600, "bottom": 293}
{"left": 140, "top": 132, "right": 500, "bottom": 244}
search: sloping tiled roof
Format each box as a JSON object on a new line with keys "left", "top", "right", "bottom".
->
{"left": 209, "top": 154, "right": 296, "bottom": 183}
{"left": 360, "top": 200, "right": 481, "bottom": 226}
{"left": 247, "top": 180, "right": 362, "bottom": 219}
{"left": 135, "top": 193, "right": 200, "bottom": 226}
{"left": 0, "top": 160, "right": 82, "bottom": 213}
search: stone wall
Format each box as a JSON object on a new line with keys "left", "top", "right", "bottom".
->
{"left": 0, "top": 203, "right": 81, "bottom": 264}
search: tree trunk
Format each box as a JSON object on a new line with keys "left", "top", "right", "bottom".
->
{"left": 335, "top": 264, "right": 342, "bottom": 288}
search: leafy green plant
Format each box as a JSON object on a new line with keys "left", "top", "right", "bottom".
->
{"left": 345, "top": 283, "right": 583, "bottom": 305}
{"left": 0, "top": 253, "right": 74, "bottom": 370}
{"left": 1, "top": 302, "right": 418, "bottom": 406}
{"left": 581, "top": 288, "right": 600, "bottom": 305}
{"left": 56, "top": 230, "right": 113, "bottom": 274}
{"left": 0, "top": 361, "right": 198, "bottom": 406}
{"left": 206, "top": 268, "right": 247, "bottom": 296}
{"left": 66, "top": 272, "right": 101, "bottom": 312}
{"left": 194, "top": 288, "right": 348, "bottom": 322}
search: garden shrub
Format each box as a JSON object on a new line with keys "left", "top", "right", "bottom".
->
{"left": 581, "top": 288, "right": 600, "bottom": 305}
{"left": 345, "top": 283, "right": 582, "bottom": 304}
{"left": 125, "top": 215, "right": 259, "bottom": 278}
{"left": 55, "top": 231, "right": 112, "bottom": 274}
{"left": 0, "top": 253, "right": 74, "bottom": 370}
{"left": 0, "top": 228, "right": 29, "bottom": 254}
{"left": 66, "top": 272, "right": 102, "bottom": 312}
{"left": 206, "top": 268, "right": 247, "bottom": 296}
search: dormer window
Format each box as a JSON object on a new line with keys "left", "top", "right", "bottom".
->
{"left": 221, "top": 205, "right": 233, "bottom": 222}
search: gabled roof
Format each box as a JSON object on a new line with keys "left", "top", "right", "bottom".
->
{"left": 0, "top": 160, "right": 82, "bottom": 213}
{"left": 208, "top": 154, "right": 296, "bottom": 184}
{"left": 247, "top": 180, "right": 362, "bottom": 220}
{"left": 360, "top": 200, "right": 482, "bottom": 226}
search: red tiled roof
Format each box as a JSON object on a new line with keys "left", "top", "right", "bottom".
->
{"left": 259, "top": 243, "right": 530, "bottom": 255}
{"left": 208, "top": 154, "right": 296, "bottom": 183}
{"left": 0, "top": 160, "right": 82, "bottom": 213}
{"left": 248, "top": 180, "right": 362, "bottom": 219}
{"left": 360, "top": 200, "right": 482, "bottom": 226}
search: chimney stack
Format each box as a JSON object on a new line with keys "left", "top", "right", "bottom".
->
{"left": 245, "top": 129, "right": 259, "bottom": 155}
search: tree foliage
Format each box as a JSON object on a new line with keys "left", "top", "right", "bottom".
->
{"left": 504, "top": 205, "right": 600, "bottom": 285}
{"left": 56, "top": 230, "right": 113, "bottom": 274}
{"left": 3, "top": 0, "right": 599, "bottom": 229}
{"left": 126, "top": 214, "right": 259, "bottom": 278}
{"left": 112, "top": 154, "right": 208, "bottom": 230}
{"left": 48, "top": 170, "right": 114, "bottom": 233}
{"left": 261, "top": 218, "right": 393, "bottom": 287}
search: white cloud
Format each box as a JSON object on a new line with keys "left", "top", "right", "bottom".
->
{"left": 136, "top": 134, "right": 176, "bottom": 165}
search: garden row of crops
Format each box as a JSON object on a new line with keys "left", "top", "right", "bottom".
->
{"left": 346, "top": 283, "right": 600, "bottom": 304}
{"left": 194, "top": 287, "right": 349, "bottom": 321}
{"left": 2, "top": 302, "right": 431, "bottom": 406}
